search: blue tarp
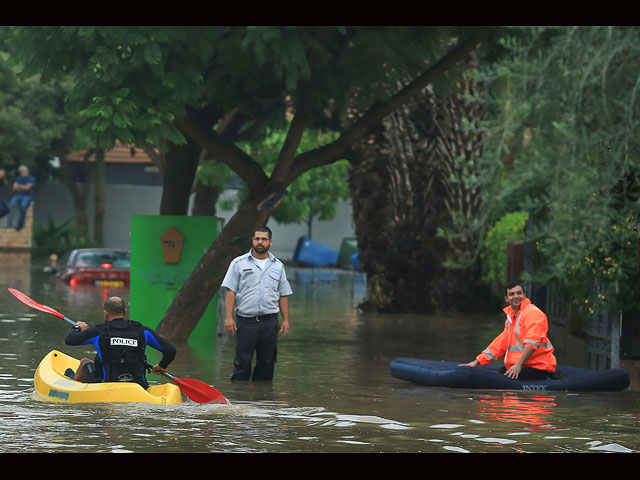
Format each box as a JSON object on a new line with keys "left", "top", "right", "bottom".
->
{"left": 292, "top": 236, "right": 339, "bottom": 267}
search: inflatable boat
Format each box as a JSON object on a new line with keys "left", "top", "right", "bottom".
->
{"left": 390, "top": 357, "right": 630, "bottom": 392}
{"left": 34, "top": 350, "right": 183, "bottom": 405}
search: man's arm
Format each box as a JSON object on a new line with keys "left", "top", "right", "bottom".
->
{"left": 458, "top": 329, "right": 508, "bottom": 367}
{"left": 506, "top": 308, "right": 549, "bottom": 378}
{"left": 279, "top": 295, "right": 290, "bottom": 337}
{"left": 144, "top": 328, "right": 177, "bottom": 371}
{"left": 504, "top": 346, "right": 535, "bottom": 379}
{"left": 64, "top": 321, "right": 98, "bottom": 346}
{"left": 13, "top": 179, "right": 34, "bottom": 192}
{"left": 225, "top": 289, "right": 237, "bottom": 335}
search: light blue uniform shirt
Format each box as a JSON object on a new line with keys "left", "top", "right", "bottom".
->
{"left": 221, "top": 250, "right": 293, "bottom": 317}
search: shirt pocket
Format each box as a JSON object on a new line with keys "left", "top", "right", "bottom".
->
{"left": 268, "top": 268, "right": 281, "bottom": 290}
{"left": 238, "top": 268, "right": 255, "bottom": 289}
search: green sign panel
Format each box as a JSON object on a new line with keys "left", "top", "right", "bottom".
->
{"left": 129, "top": 215, "right": 219, "bottom": 342}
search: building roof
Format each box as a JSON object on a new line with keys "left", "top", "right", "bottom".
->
{"left": 67, "top": 140, "right": 155, "bottom": 164}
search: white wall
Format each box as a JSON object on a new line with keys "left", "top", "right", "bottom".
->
{"left": 34, "top": 183, "right": 356, "bottom": 261}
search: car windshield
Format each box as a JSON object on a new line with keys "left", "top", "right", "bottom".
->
{"left": 74, "top": 251, "right": 130, "bottom": 268}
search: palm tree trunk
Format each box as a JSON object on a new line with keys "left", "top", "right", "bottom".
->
{"left": 348, "top": 63, "right": 491, "bottom": 313}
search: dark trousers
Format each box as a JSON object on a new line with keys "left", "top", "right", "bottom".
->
{"left": 10, "top": 195, "right": 31, "bottom": 230}
{"left": 0, "top": 199, "right": 8, "bottom": 218}
{"left": 232, "top": 314, "right": 279, "bottom": 381}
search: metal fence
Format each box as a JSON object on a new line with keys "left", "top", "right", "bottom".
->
{"left": 525, "top": 280, "right": 621, "bottom": 370}
{"left": 0, "top": 204, "right": 19, "bottom": 229}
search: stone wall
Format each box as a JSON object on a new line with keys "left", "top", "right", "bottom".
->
{"left": 0, "top": 204, "right": 34, "bottom": 251}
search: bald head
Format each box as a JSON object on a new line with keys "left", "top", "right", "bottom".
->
{"left": 103, "top": 296, "right": 127, "bottom": 320}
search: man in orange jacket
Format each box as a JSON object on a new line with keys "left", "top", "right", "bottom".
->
{"left": 459, "top": 281, "right": 558, "bottom": 380}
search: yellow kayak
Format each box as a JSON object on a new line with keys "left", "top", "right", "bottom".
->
{"left": 33, "top": 350, "right": 183, "bottom": 405}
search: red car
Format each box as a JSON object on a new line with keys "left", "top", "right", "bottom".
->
{"left": 56, "top": 248, "right": 130, "bottom": 288}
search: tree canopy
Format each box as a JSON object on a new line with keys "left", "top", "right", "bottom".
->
{"left": 7, "top": 26, "right": 502, "bottom": 340}
{"left": 9, "top": 27, "right": 492, "bottom": 160}
{"left": 0, "top": 30, "right": 76, "bottom": 177}
{"left": 462, "top": 26, "right": 640, "bottom": 315}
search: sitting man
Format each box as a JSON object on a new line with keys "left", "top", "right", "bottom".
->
{"left": 459, "top": 281, "right": 559, "bottom": 380}
{"left": 65, "top": 296, "right": 176, "bottom": 388}
{"left": 10, "top": 165, "right": 35, "bottom": 230}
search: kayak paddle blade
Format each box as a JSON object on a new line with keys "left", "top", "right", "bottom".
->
{"left": 171, "top": 376, "right": 228, "bottom": 404}
{"left": 9, "top": 288, "right": 64, "bottom": 319}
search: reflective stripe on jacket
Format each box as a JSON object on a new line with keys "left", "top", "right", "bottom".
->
{"left": 476, "top": 298, "right": 557, "bottom": 372}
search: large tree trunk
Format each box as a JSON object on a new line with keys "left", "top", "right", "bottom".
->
{"left": 348, "top": 96, "right": 446, "bottom": 312}
{"left": 93, "top": 148, "right": 106, "bottom": 245}
{"left": 60, "top": 147, "right": 94, "bottom": 237}
{"left": 349, "top": 66, "right": 492, "bottom": 314}
{"left": 155, "top": 195, "right": 272, "bottom": 341}
{"left": 191, "top": 182, "right": 222, "bottom": 216}
{"left": 159, "top": 139, "right": 202, "bottom": 215}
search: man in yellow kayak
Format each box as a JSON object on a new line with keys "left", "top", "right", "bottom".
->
{"left": 64, "top": 296, "right": 177, "bottom": 388}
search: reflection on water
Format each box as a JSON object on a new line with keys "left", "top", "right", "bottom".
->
{"left": 0, "top": 256, "right": 639, "bottom": 452}
{"left": 0, "top": 252, "right": 30, "bottom": 294}
{"left": 475, "top": 392, "right": 558, "bottom": 428}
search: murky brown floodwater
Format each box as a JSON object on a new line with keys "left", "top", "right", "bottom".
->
{"left": 0, "top": 256, "right": 638, "bottom": 453}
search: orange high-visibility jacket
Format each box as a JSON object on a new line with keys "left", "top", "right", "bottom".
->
{"left": 476, "top": 298, "right": 557, "bottom": 372}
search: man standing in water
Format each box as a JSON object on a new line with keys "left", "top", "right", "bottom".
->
{"left": 459, "top": 281, "right": 558, "bottom": 380}
{"left": 222, "top": 225, "right": 293, "bottom": 381}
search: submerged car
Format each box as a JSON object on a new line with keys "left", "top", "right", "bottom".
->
{"left": 56, "top": 248, "right": 130, "bottom": 287}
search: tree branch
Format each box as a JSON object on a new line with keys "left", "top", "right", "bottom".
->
{"left": 142, "top": 147, "right": 166, "bottom": 175}
{"left": 290, "top": 33, "right": 484, "bottom": 181}
{"left": 271, "top": 27, "right": 334, "bottom": 184}
{"left": 174, "top": 111, "right": 269, "bottom": 191}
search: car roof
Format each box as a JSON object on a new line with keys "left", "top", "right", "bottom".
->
{"left": 72, "top": 248, "right": 129, "bottom": 253}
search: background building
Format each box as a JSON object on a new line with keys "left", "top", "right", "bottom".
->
{"left": 32, "top": 142, "right": 355, "bottom": 260}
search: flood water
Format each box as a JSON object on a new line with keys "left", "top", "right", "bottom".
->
{"left": 0, "top": 256, "right": 639, "bottom": 453}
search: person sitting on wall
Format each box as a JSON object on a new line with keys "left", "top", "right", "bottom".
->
{"left": 10, "top": 165, "right": 35, "bottom": 230}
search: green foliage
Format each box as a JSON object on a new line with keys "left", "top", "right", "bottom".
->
{"left": 8, "top": 26, "right": 498, "bottom": 152}
{"left": 8, "top": 27, "right": 293, "bottom": 148}
{"left": 6, "top": 26, "right": 501, "bottom": 230}
{"left": 33, "top": 215, "right": 101, "bottom": 256}
{"left": 194, "top": 160, "right": 232, "bottom": 191}
{"left": 481, "top": 211, "right": 529, "bottom": 286}
{"left": 236, "top": 123, "right": 350, "bottom": 232}
{"left": 241, "top": 26, "right": 315, "bottom": 91}
{"left": 0, "top": 27, "right": 90, "bottom": 183}
{"left": 9, "top": 26, "right": 225, "bottom": 150}
{"left": 0, "top": 33, "right": 65, "bottom": 173}
{"left": 275, "top": 158, "right": 350, "bottom": 230}
{"left": 466, "top": 26, "right": 640, "bottom": 315}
